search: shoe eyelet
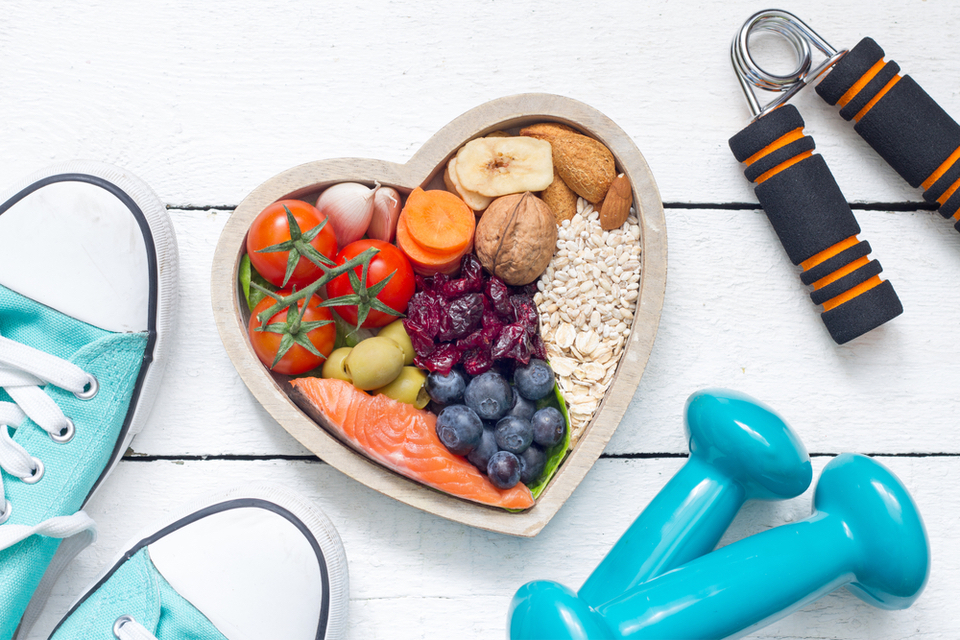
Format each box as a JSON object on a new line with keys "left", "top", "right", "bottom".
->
{"left": 0, "top": 500, "right": 11, "bottom": 525}
{"left": 113, "top": 615, "right": 135, "bottom": 638}
{"left": 50, "top": 418, "right": 75, "bottom": 444}
{"left": 22, "top": 458, "right": 44, "bottom": 484}
{"left": 75, "top": 374, "right": 99, "bottom": 400}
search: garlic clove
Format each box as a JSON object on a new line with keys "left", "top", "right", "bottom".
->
{"left": 316, "top": 182, "right": 379, "bottom": 247}
{"left": 368, "top": 186, "right": 402, "bottom": 243}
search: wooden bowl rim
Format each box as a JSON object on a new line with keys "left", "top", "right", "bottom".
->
{"left": 210, "top": 93, "right": 667, "bottom": 537}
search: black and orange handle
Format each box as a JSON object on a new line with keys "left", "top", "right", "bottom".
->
{"left": 729, "top": 104, "right": 903, "bottom": 344}
{"left": 816, "top": 37, "right": 960, "bottom": 231}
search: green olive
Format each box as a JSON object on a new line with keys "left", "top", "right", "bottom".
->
{"left": 377, "top": 319, "right": 415, "bottom": 365}
{"left": 344, "top": 336, "right": 405, "bottom": 390}
{"left": 374, "top": 367, "right": 430, "bottom": 408}
{"left": 321, "top": 347, "right": 353, "bottom": 382}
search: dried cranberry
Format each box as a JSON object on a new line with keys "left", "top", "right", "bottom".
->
{"left": 462, "top": 348, "right": 493, "bottom": 376}
{"left": 510, "top": 295, "right": 539, "bottom": 332}
{"left": 404, "top": 292, "right": 443, "bottom": 356}
{"left": 442, "top": 293, "right": 484, "bottom": 340}
{"left": 482, "top": 308, "right": 504, "bottom": 333}
{"left": 456, "top": 320, "right": 501, "bottom": 353}
{"left": 436, "top": 306, "right": 455, "bottom": 342}
{"left": 403, "top": 291, "right": 442, "bottom": 338}
{"left": 414, "top": 274, "right": 432, "bottom": 294}
{"left": 531, "top": 333, "right": 547, "bottom": 360}
{"left": 414, "top": 343, "right": 461, "bottom": 374}
{"left": 406, "top": 254, "right": 546, "bottom": 371}
{"left": 456, "top": 329, "right": 486, "bottom": 352}
{"left": 415, "top": 272, "right": 449, "bottom": 296}
{"left": 406, "top": 327, "right": 437, "bottom": 357}
{"left": 506, "top": 333, "right": 533, "bottom": 364}
{"left": 491, "top": 324, "right": 526, "bottom": 360}
{"left": 486, "top": 277, "right": 512, "bottom": 317}
{"left": 441, "top": 254, "right": 484, "bottom": 298}
{"left": 518, "top": 282, "right": 539, "bottom": 297}
{"left": 480, "top": 322, "right": 501, "bottom": 343}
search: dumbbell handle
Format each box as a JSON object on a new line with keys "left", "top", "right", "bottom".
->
{"left": 729, "top": 104, "right": 902, "bottom": 344}
{"left": 578, "top": 457, "right": 745, "bottom": 607}
{"left": 817, "top": 37, "right": 960, "bottom": 232}
{"left": 595, "top": 517, "right": 846, "bottom": 639}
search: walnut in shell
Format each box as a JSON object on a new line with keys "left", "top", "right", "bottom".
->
{"left": 475, "top": 192, "right": 558, "bottom": 286}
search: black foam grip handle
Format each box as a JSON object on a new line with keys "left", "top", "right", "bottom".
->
{"left": 817, "top": 37, "right": 960, "bottom": 230}
{"left": 755, "top": 154, "right": 859, "bottom": 264}
{"left": 821, "top": 280, "right": 903, "bottom": 345}
{"left": 729, "top": 105, "right": 902, "bottom": 344}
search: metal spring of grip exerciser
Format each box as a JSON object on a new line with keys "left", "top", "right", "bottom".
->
{"left": 727, "top": 9, "right": 903, "bottom": 345}
{"left": 731, "top": 9, "right": 846, "bottom": 117}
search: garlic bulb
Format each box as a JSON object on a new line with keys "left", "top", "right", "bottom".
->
{"left": 367, "top": 187, "right": 402, "bottom": 243}
{"left": 316, "top": 182, "right": 379, "bottom": 247}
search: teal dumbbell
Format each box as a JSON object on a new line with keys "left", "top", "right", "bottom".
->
{"left": 508, "top": 453, "right": 929, "bottom": 640}
{"left": 578, "top": 389, "right": 811, "bottom": 606}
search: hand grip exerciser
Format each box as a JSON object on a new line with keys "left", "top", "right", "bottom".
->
{"left": 728, "top": 10, "right": 903, "bottom": 345}
{"left": 507, "top": 390, "right": 930, "bottom": 640}
{"left": 817, "top": 37, "right": 960, "bottom": 231}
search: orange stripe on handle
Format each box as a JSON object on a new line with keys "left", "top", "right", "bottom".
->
{"left": 837, "top": 59, "right": 886, "bottom": 108}
{"left": 854, "top": 75, "right": 902, "bottom": 122}
{"left": 822, "top": 275, "right": 883, "bottom": 312}
{"left": 800, "top": 235, "right": 860, "bottom": 272}
{"left": 744, "top": 128, "right": 805, "bottom": 166}
{"left": 922, "top": 144, "right": 960, "bottom": 191}
{"left": 936, "top": 175, "right": 960, "bottom": 206}
{"left": 812, "top": 256, "right": 871, "bottom": 290}
{"left": 754, "top": 151, "right": 814, "bottom": 185}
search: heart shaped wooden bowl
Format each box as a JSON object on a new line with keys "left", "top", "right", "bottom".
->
{"left": 211, "top": 94, "right": 666, "bottom": 537}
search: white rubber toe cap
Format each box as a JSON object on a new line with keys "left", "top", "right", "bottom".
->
{"left": 0, "top": 161, "right": 174, "bottom": 333}
{"left": 149, "top": 502, "right": 328, "bottom": 640}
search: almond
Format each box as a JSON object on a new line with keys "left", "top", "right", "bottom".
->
{"left": 520, "top": 123, "right": 616, "bottom": 204}
{"left": 599, "top": 174, "right": 632, "bottom": 230}
{"left": 540, "top": 174, "right": 578, "bottom": 224}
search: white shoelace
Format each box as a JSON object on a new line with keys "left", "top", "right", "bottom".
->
{"left": 0, "top": 333, "right": 98, "bottom": 549}
{"left": 114, "top": 615, "right": 158, "bottom": 640}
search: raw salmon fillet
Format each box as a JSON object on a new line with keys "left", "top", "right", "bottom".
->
{"left": 291, "top": 377, "right": 535, "bottom": 510}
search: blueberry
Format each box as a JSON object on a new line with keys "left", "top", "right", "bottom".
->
{"left": 435, "top": 404, "right": 483, "bottom": 455}
{"left": 519, "top": 446, "right": 547, "bottom": 485}
{"left": 467, "top": 426, "right": 499, "bottom": 471}
{"left": 514, "top": 358, "right": 555, "bottom": 400}
{"left": 494, "top": 415, "right": 533, "bottom": 455}
{"left": 531, "top": 407, "right": 566, "bottom": 448}
{"left": 463, "top": 371, "right": 513, "bottom": 421}
{"left": 487, "top": 450, "right": 521, "bottom": 489}
{"left": 505, "top": 387, "right": 536, "bottom": 421}
{"left": 426, "top": 369, "right": 467, "bottom": 406}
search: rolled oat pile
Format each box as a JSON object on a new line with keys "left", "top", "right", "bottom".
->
{"left": 534, "top": 199, "right": 642, "bottom": 444}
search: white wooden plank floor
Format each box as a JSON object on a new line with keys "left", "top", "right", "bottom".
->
{"left": 4, "top": 1, "right": 959, "bottom": 638}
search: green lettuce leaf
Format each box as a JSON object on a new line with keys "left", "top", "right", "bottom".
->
{"left": 526, "top": 380, "right": 572, "bottom": 499}
{"left": 238, "top": 254, "right": 277, "bottom": 312}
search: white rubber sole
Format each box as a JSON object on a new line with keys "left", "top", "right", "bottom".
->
{"left": 46, "top": 484, "right": 350, "bottom": 640}
{"left": 5, "top": 161, "right": 179, "bottom": 639}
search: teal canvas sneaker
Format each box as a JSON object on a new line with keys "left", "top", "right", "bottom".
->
{"left": 45, "top": 485, "right": 349, "bottom": 640}
{"left": 0, "top": 162, "right": 178, "bottom": 639}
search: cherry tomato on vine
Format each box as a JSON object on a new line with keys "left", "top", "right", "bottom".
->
{"left": 326, "top": 239, "right": 416, "bottom": 329}
{"left": 246, "top": 199, "right": 338, "bottom": 289}
{"left": 248, "top": 291, "right": 336, "bottom": 375}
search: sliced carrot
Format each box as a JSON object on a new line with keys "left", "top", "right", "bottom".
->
{"left": 401, "top": 187, "right": 475, "bottom": 254}
{"left": 396, "top": 215, "right": 465, "bottom": 275}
